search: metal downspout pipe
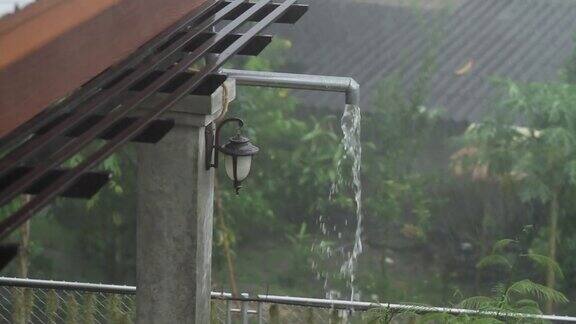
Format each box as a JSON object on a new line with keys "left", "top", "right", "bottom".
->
{"left": 220, "top": 69, "right": 360, "bottom": 106}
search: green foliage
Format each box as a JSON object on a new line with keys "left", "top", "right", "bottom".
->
{"left": 82, "top": 293, "right": 96, "bottom": 324}
{"left": 65, "top": 293, "right": 79, "bottom": 324}
{"left": 366, "top": 306, "right": 512, "bottom": 324}
{"left": 457, "top": 296, "right": 495, "bottom": 310}
{"left": 269, "top": 304, "right": 280, "bottom": 324}
{"left": 506, "top": 280, "right": 568, "bottom": 305}
{"left": 461, "top": 78, "right": 576, "bottom": 311}
{"left": 464, "top": 80, "right": 576, "bottom": 203}
{"left": 12, "top": 287, "right": 33, "bottom": 324}
{"left": 476, "top": 255, "right": 513, "bottom": 272}
{"left": 106, "top": 294, "right": 123, "bottom": 323}
{"left": 367, "top": 232, "right": 569, "bottom": 323}
{"left": 34, "top": 148, "right": 136, "bottom": 282}
{"left": 305, "top": 307, "right": 315, "bottom": 324}
{"left": 352, "top": 13, "right": 453, "bottom": 303}
{"left": 364, "top": 307, "right": 396, "bottom": 324}
{"left": 46, "top": 289, "right": 59, "bottom": 324}
{"left": 492, "top": 239, "right": 517, "bottom": 253}
{"left": 360, "top": 8, "right": 446, "bottom": 239}
{"left": 466, "top": 235, "right": 567, "bottom": 317}
{"left": 522, "top": 253, "right": 564, "bottom": 280}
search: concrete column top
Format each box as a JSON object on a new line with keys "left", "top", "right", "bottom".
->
{"left": 135, "top": 78, "right": 236, "bottom": 127}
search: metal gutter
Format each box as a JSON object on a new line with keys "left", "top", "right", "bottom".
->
{"left": 220, "top": 69, "right": 360, "bottom": 106}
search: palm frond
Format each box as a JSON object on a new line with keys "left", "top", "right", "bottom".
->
{"left": 510, "top": 299, "right": 544, "bottom": 323}
{"left": 513, "top": 299, "right": 540, "bottom": 311}
{"left": 391, "top": 310, "right": 419, "bottom": 322}
{"left": 514, "top": 305, "right": 543, "bottom": 317}
{"left": 506, "top": 280, "right": 568, "bottom": 304}
{"left": 522, "top": 253, "right": 564, "bottom": 279}
{"left": 364, "top": 307, "right": 395, "bottom": 324}
{"left": 477, "top": 255, "right": 512, "bottom": 271}
{"left": 458, "top": 296, "right": 496, "bottom": 310}
{"left": 491, "top": 283, "right": 507, "bottom": 297}
{"left": 468, "top": 317, "right": 505, "bottom": 324}
{"left": 417, "top": 312, "right": 458, "bottom": 323}
{"left": 492, "top": 239, "right": 517, "bottom": 253}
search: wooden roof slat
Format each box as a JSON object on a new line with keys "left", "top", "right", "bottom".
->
{"left": 0, "top": 167, "right": 111, "bottom": 199}
{"left": 36, "top": 115, "right": 176, "bottom": 144}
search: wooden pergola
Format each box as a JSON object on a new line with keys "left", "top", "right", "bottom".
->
{"left": 0, "top": 0, "right": 306, "bottom": 237}
{"left": 0, "top": 0, "right": 308, "bottom": 322}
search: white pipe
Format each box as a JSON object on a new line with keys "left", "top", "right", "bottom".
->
{"left": 0, "top": 276, "right": 136, "bottom": 294}
{"left": 220, "top": 69, "right": 360, "bottom": 106}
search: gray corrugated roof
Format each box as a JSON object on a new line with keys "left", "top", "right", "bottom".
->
{"left": 273, "top": 0, "right": 576, "bottom": 122}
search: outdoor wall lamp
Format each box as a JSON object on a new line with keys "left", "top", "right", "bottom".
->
{"left": 206, "top": 118, "right": 259, "bottom": 194}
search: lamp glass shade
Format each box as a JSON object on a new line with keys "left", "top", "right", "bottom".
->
{"left": 224, "top": 155, "right": 252, "bottom": 181}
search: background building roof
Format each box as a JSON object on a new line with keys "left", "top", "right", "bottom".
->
{"left": 276, "top": 0, "right": 576, "bottom": 122}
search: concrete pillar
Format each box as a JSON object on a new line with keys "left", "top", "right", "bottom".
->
{"left": 136, "top": 80, "right": 235, "bottom": 323}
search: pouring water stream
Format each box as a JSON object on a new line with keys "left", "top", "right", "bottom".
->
{"left": 319, "top": 104, "right": 363, "bottom": 302}
{"left": 337, "top": 104, "right": 363, "bottom": 301}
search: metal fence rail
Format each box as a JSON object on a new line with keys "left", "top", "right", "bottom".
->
{"left": 1, "top": 277, "right": 576, "bottom": 323}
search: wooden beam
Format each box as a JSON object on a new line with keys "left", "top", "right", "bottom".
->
{"left": 0, "top": 167, "right": 111, "bottom": 199}
{"left": 0, "top": 0, "right": 211, "bottom": 138}
{"left": 36, "top": 115, "right": 176, "bottom": 144}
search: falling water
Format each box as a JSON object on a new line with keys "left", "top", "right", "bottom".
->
{"left": 338, "top": 104, "right": 363, "bottom": 301}
{"left": 318, "top": 104, "right": 363, "bottom": 302}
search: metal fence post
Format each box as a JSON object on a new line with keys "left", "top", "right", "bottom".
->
{"left": 241, "top": 300, "right": 248, "bottom": 324}
{"left": 240, "top": 293, "right": 249, "bottom": 324}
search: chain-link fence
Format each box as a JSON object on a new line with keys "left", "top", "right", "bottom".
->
{"left": 0, "top": 285, "right": 365, "bottom": 324}
{"left": 0, "top": 286, "right": 135, "bottom": 324}
{"left": 1, "top": 277, "right": 575, "bottom": 323}
{"left": 211, "top": 298, "right": 368, "bottom": 323}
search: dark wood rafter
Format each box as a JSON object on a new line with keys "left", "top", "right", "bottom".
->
{"left": 212, "top": 1, "right": 308, "bottom": 23}
{"left": 0, "top": 0, "right": 308, "bottom": 239}
{"left": 159, "top": 32, "right": 273, "bottom": 56}
{"left": 0, "top": 168, "right": 111, "bottom": 199}
{"left": 36, "top": 115, "right": 176, "bottom": 144}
